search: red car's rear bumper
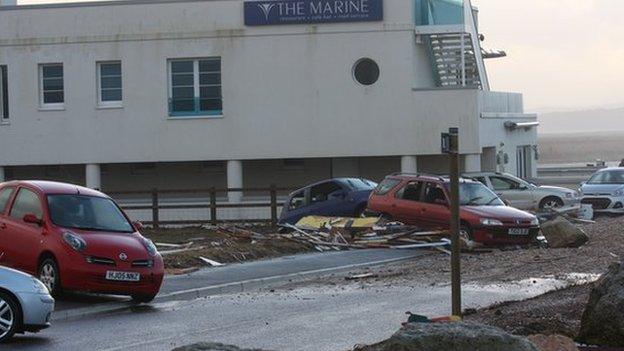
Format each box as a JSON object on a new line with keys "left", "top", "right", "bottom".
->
{"left": 60, "top": 257, "right": 164, "bottom": 296}
{"left": 472, "top": 226, "right": 540, "bottom": 245}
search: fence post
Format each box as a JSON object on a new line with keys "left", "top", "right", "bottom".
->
{"left": 151, "top": 188, "right": 159, "bottom": 229}
{"left": 270, "top": 184, "right": 278, "bottom": 228}
{"left": 210, "top": 187, "right": 217, "bottom": 226}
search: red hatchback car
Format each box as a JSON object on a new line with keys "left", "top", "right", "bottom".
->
{"left": 367, "top": 174, "right": 540, "bottom": 245}
{"left": 0, "top": 181, "right": 164, "bottom": 302}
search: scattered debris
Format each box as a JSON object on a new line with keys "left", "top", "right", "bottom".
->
{"left": 198, "top": 257, "right": 225, "bottom": 267}
{"left": 345, "top": 273, "right": 379, "bottom": 281}
{"left": 526, "top": 334, "right": 579, "bottom": 351}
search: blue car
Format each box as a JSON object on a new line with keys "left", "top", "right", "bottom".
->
{"left": 279, "top": 178, "right": 377, "bottom": 225}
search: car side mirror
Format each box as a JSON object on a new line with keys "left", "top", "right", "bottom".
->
{"left": 132, "top": 221, "right": 144, "bottom": 231}
{"left": 23, "top": 214, "right": 43, "bottom": 226}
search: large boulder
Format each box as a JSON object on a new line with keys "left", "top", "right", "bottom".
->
{"left": 541, "top": 217, "right": 589, "bottom": 248}
{"left": 172, "top": 343, "right": 269, "bottom": 351}
{"left": 526, "top": 335, "right": 578, "bottom": 351}
{"left": 579, "top": 261, "right": 624, "bottom": 346}
{"left": 353, "top": 322, "right": 538, "bottom": 351}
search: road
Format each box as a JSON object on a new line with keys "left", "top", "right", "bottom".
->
{"left": 3, "top": 249, "right": 581, "bottom": 351}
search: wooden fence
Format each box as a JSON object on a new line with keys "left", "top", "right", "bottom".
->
{"left": 108, "top": 185, "right": 296, "bottom": 228}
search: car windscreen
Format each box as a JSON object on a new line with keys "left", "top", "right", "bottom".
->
{"left": 47, "top": 195, "right": 134, "bottom": 233}
{"left": 587, "top": 170, "right": 624, "bottom": 184}
{"left": 344, "top": 178, "right": 377, "bottom": 191}
{"left": 374, "top": 178, "right": 401, "bottom": 195}
{"left": 459, "top": 183, "right": 504, "bottom": 206}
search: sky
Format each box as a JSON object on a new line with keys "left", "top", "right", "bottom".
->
{"left": 16, "top": 0, "right": 624, "bottom": 112}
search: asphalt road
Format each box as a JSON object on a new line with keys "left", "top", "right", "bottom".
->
{"left": 5, "top": 277, "right": 569, "bottom": 351}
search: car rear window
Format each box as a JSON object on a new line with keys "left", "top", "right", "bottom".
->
{"left": 374, "top": 178, "right": 401, "bottom": 195}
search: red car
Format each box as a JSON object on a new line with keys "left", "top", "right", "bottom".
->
{"left": 367, "top": 174, "right": 540, "bottom": 245}
{"left": 0, "top": 181, "right": 164, "bottom": 302}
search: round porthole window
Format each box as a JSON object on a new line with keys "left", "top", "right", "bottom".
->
{"left": 353, "top": 58, "right": 380, "bottom": 86}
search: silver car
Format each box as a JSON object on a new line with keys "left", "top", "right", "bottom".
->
{"left": 0, "top": 266, "right": 54, "bottom": 343}
{"left": 465, "top": 172, "right": 580, "bottom": 211}
{"left": 579, "top": 167, "right": 624, "bottom": 214}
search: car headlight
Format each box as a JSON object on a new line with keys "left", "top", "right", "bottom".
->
{"left": 63, "top": 231, "right": 87, "bottom": 252}
{"left": 614, "top": 189, "right": 624, "bottom": 197}
{"left": 480, "top": 218, "right": 503, "bottom": 226}
{"left": 141, "top": 237, "right": 158, "bottom": 257}
{"left": 32, "top": 278, "right": 49, "bottom": 294}
{"left": 530, "top": 217, "right": 540, "bottom": 226}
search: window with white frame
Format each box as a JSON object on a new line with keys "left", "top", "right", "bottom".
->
{"left": 39, "top": 63, "right": 64, "bottom": 108}
{"left": 97, "top": 61, "right": 122, "bottom": 107}
{"left": 0, "top": 65, "right": 8, "bottom": 121}
{"left": 168, "top": 58, "right": 222, "bottom": 117}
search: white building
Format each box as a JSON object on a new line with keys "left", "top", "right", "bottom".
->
{"left": 0, "top": 0, "right": 538, "bottom": 201}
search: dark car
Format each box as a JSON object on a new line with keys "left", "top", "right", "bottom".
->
{"left": 279, "top": 178, "right": 377, "bottom": 225}
{"left": 367, "top": 174, "right": 540, "bottom": 245}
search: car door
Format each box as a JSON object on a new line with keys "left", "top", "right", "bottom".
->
{"left": 307, "top": 181, "right": 350, "bottom": 217}
{"left": 391, "top": 181, "right": 424, "bottom": 225}
{"left": 418, "top": 182, "right": 451, "bottom": 229}
{"left": 488, "top": 175, "right": 533, "bottom": 210}
{"left": 4, "top": 187, "right": 45, "bottom": 274}
{"left": 0, "top": 186, "right": 16, "bottom": 267}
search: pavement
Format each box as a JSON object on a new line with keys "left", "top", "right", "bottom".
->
{"left": 53, "top": 248, "right": 426, "bottom": 320}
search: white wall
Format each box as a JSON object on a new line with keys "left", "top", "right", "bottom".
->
{"left": 0, "top": 0, "right": 486, "bottom": 167}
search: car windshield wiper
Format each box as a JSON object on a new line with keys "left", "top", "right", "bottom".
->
{"left": 485, "top": 197, "right": 500, "bottom": 205}
{"left": 465, "top": 196, "right": 483, "bottom": 205}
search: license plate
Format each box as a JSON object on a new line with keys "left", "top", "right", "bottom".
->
{"left": 105, "top": 271, "right": 140, "bottom": 282}
{"left": 508, "top": 228, "right": 530, "bottom": 236}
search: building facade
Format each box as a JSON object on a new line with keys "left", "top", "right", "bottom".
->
{"left": 0, "top": 0, "right": 538, "bottom": 201}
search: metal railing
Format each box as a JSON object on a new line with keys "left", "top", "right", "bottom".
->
{"left": 108, "top": 185, "right": 296, "bottom": 228}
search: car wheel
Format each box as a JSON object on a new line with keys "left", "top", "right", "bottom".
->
{"left": 38, "top": 258, "right": 62, "bottom": 297}
{"left": 539, "top": 197, "right": 564, "bottom": 210}
{"left": 460, "top": 225, "right": 474, "bottom": 241}
{"left": 131, "top": 294, "right": 157, "bottom": 304}
{"left": 0, "top": 291, "right": 21, "bottom": 344}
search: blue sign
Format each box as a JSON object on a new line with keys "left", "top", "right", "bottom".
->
{"left": 244, "top": 0, "right": 383, "bottom": 26}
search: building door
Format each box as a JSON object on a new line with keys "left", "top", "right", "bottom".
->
{"left": 516, "top": 146, "right": 531, "bottom": 179}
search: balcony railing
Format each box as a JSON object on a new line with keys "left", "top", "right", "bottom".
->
{"left": 414, "top": 0, "right": 465, "bottom": 26}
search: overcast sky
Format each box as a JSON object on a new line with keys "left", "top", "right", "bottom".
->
{"left": 17, "top": 0, "right": 624, "bottom": 112}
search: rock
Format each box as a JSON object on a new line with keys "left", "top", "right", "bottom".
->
{"left": 353, "top": 322, "right": 539, "bottom": 351}
{"left": 579, "top": 261, "right": 624, "bottom": 346}
{"left": 541, "top": 217, "right": 589, "bottom": 248}
{"left": 172, "top": 343, "right": 270, "bottom": 351}
{"left": 527, "top": 334, "right": 578, "bottom": 351}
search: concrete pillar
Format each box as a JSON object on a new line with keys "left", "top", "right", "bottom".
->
{"left": 464, "top": 154, "right": 482, "bottom": 173}
{"left": 331, "top": 158, "right": 359, "bottom": 178}
{"left": 85, "top": 164, "right": 101, "bottom": 190}
{"left": 227, "top": 160, "right": 243, "bottom": 203}
{"left": 0, "top": 166, "right": 5, "bottom": 183}
{"left": 400, "top": 156, "right": 418, "bottom": 174}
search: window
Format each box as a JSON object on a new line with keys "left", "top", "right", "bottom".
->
{"left": 353, "top": 58, "right": 380, "bottom": 86}
{"left": 374, "top": 178, "right": 400, "bottom": 195}
{"left": 310, "top": 181, "right": 343, "bottom": 204}
{"left": 0, "top": 65, "right": 8, "bottom": 121}
{"left": 10, "top": 188, "right": 43, "bottom": 221}
{"left": 39, "top": 63, "right": 64, "bottom": 108}
{"left": 396, "top": 181, "right": 423, "bottom": 201}
{"left": 288, "top": 190, "right": 306, "bottom": 210}
{"left": 97, "top": 62, "right": 122, "bottom": 107}
{"left": 490, "top": 176, "right": 520, "bottom": 191}
{"left": 168, "top": 58, "right": 222, "bottom": 117}
{"left": 423, "top": 183, "right": 447, "bottom": 205}
{"left": 0, "top": 187, "right": 14, "bottom": 214}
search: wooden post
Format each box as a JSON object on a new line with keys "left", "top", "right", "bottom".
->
{"left": 151, "top": 188, "right": 159, "bottom": 229}
{"left": 270, "top": 184, "right": 278, "bottom": 227}
{"left": 210, "top": 187, "right": 217, "bottom": 226}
